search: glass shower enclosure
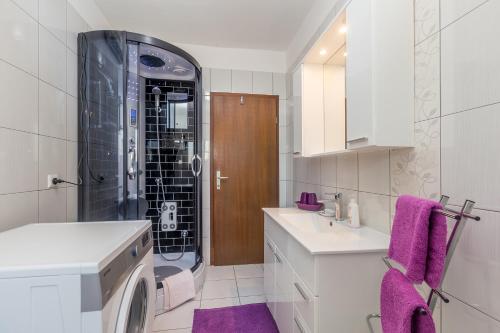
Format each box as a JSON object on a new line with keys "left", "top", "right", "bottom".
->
{"left": 77, "top": 31, "right": 203, "bottom": 272}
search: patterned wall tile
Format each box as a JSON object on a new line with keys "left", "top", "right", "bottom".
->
{"left": 415, "top": 33, "right": 441, "bottom": 122}
{"left": 390, "top": 118, "right": 441, "bottom": 199}
{"left": 415, "top": 0, "right": 440, "bottom": 44}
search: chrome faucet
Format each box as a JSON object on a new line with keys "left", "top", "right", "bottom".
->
{"left": 320, "top": 192, "right": 342, "bottom": 221}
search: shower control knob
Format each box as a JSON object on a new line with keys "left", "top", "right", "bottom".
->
{"left": 170, "top": 224, "right": 175, "bottom": 229}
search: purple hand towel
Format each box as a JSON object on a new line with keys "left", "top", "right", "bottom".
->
{"left": 381, "top": 269, "right": 435, "bottom": 333}
{"left": 388, "top": 195, "right": 447, "bottom": 288}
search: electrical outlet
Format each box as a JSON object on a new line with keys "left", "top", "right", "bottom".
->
{"left": 47, "top": 174, "right": 59, "bottom": 188}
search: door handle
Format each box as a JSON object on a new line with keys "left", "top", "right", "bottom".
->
{"left": 191, "top": 154, "right": 202, "bottom": 177}
{"left": 294, "top": 282, "right": 310, "bottom": 302}
{"left": 347, "top": 136, "right": 368, "bottom": 144}
{"left": 127, "top": 138, "right": 136, "bottom": 180}
{"left": 216, "top": 170, "right": 229, "bottom": 190}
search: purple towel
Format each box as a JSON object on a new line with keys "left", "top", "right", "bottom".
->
{"left": 388, "top": 195, "right": 447, "bottom": 288}
{"left": 381, "top": 269, "right": 435, "bottom": 333}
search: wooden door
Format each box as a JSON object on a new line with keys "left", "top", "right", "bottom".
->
{"left": 211, "top": 93, "right": 279, "bottom": 265}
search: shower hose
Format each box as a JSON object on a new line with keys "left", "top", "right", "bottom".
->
{"left": 155, "top": 89, "right": 186, "bottom": 262}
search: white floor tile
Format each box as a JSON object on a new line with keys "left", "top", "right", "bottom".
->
{"left": 153, "top": 300, "right": 199, "bottom": 331}
{"left": 206, "top": 265, "right": 235, "bottom": 281}
{"left": 239, "top": 295, "right": 267, "bottom": 305}
{"left": 200, "top": 297, "right": 240, "bottom": 309}
{"left": 202, "top": 280, "right": 238, "bottom": 299}
{"left": 234, "top": 264, "right": 263, "bottom": 279}
{"left": 237, "top": 278, "right": 264, "bottom": 297}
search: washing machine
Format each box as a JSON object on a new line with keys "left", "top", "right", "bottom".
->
{"left": 0, "top": 220, "right": 156, "bottom": 333}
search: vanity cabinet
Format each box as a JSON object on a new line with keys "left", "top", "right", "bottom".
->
{"left": 345, "top": 0, "right": 414, "bottom": 149}
{"left": 263, "top": 212, "right": 387, "bottom": 333}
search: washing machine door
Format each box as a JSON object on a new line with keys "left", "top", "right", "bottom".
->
{"left": 115, "top": 264, "right": 154, "bottom": 333}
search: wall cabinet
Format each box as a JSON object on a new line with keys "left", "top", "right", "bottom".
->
{"left": 292, "top": 64, "right": 325, "bottom": 157}
{"left": 292, "top": 0, "right": 414, "bottom": 155}
{"left": 345, "top": 0, "right": 414, "bottom": 149}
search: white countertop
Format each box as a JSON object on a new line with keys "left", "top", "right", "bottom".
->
{"left": 0, "top": 220, "right": 151, "bottom": 278}
{"left": 263, "top": 208, "right": 390, "bottom": 255}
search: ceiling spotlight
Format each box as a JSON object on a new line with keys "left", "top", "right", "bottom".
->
{"left": 319, "top": 49, "right": 327, "bottom": 56}
{"left": 343, "top": 52, "right": 348, "bottom": 57}
{"left": 339, "top": 25, "right": 348, "bottom": 34}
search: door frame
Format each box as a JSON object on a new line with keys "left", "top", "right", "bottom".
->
{"left": 209, "top": 92, "right": 280, "bottom": 265}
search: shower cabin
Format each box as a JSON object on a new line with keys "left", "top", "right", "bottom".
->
{"left": 77, "top": 31, "right": 203, "bottom": 274}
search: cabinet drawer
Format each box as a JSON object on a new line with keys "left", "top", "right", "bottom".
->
{"left": 293, "top": 274, "right": 318, "bottom": 333}
{"left": 288, "top": 237, "right": 315, "bottom": 293}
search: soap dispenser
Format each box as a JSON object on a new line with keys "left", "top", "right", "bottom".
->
{"left": 347, "top": 198, "right": 360, "bottom": 228}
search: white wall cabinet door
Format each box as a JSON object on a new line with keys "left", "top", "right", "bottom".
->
{"left": 346, "top": 0, "right": 373, "bottom": 147}
{"left": 345, "top": 0, "right": 414, "bottom": 149}
{"left": 292, "top": 66, "right": 303, "bottom": 156}
{"left": 264, "top": 234, "right": 276, "bottom": 316}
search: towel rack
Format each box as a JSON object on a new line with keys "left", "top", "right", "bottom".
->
{"left": 367, "top": 195, "right": 481, "bottom": 333}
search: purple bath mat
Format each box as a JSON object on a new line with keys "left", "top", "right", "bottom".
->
{"left": 192, "top": 303, "right": 279, "bottom": 333}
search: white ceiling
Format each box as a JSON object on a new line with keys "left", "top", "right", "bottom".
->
{"left": 94, "top": 0, "right": 317, "bottom": 51}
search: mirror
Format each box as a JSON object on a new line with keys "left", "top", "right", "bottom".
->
{"left": 166, "top": 92, "right": 189, "bottom": 129}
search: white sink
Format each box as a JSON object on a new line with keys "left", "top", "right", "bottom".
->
{"left": 281, "top": 213, "right": 336, "bottom": 234}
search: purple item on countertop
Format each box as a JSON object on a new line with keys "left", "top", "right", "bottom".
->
{"left": 300, "top": 192, "right": 308, "bottom": 204}
{"left": 381, "top": 268, "right": 435, "bottom": 333}
{"left": 307, "top": 193, "right": 317, "bottom": 205}
{"left": 296, "top": 202, "right": 323, "bottom": 211}
{"left": 388, "top": 195, "right": 447, "bottom": 288}
{"left": 192, "top": 303, "right": 279, "bottom": 333}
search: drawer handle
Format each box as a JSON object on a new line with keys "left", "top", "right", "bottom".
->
{"left": 274, "top": 253, "right": 282, "bottom": 264}
{"left": 294, "top": 282, "right": 310, "bottom": 302}
{"left": 294, "top": 316, "right": 305, "bottom": 333}
{"left": 347, "top": 136, "right": 368, "bottom": 144}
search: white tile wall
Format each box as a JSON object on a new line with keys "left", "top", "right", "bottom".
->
{"left": 39, "top": 25, "right": 66, "bottom": 91}
{"left": 38, "top": 80, "right": 66, "bottom": 139}
{"left": 0, "top": 128, "right": 38, "bottom": 195}
{"left": 441, "top": 104, "right": 500, "bottom": 211}
{"left": 441, "top": 0, "right": 500, "bottom": 116}
{"left": 231, "top": 70, "right": 252, "bottom": 93}
{"left": 289, "top": 0, "right": 500, "bottom": 330}
{"left": 0, "top": 60, "right": 38, "bottom": 133}
{"left": 440, "top": 0, "right": 489, "bottom": 28}
{"left": 358, "top": 150, "right": 390, "bottom": 195}
{"left": 0, "top": 1, "right": 88, "bottom": 232}
{"left": 210, "top": 68, "right": 231, "bottom": 92}
{"left": 252, "top": 71, "right": 273, "bottom": 94}
{"left": 337, "top": 152, "right": 358, "bottom": 190}
{"left": 0, "top": 0, "right": 38, "bottom": 75}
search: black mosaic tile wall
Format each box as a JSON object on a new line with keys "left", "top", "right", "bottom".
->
{"left": 145, "top": 79, "right": 196, "bottom": 254}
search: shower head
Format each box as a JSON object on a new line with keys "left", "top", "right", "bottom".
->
{"left": 152, "top": 86, "right": 161, "bottom": 96}
{"left": 152, "top": 86, "right": 161, "bottom": 111}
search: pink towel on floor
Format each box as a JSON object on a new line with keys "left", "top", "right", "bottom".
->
{"left": 388, "top": 195, "right": 447, "bottom": 289}
{"left": 381, "top": 269, "right": 435, "bottom": 333}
